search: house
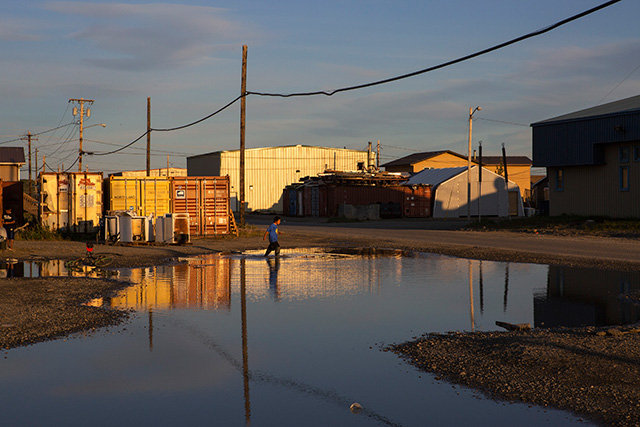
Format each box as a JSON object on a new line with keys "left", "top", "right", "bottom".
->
{"left": 406, "top": 166, "right": 523, "bottom": 218}
{"left": 531, "top": 94, "right": 640, "bottom": 218}
{"left": 187, "top": 145, "right": 373, "bottom": 213}
{"left": 382, "top": 150, "right": 532, "bottom": 202}
{"left": 382, "top": 150, "right": 469, "bottom": 173}
{"left": 0, "top": 147, "right": 25, "bottom": 181}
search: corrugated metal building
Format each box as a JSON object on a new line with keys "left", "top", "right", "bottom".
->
{"left": 407, "top": 166, "right": 523, "bottom": 218}
{"left": 187, "top": 145, "right": 372, "bottom": 212}
{"left": 532, "top": 94, "right": 640, "bottom": 217}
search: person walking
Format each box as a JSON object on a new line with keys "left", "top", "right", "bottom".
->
{"left": 263, "top": 216, "right": 283, "bottom": 257}
{"left": 2, "top": 207, "right": 16, "bottom": 251}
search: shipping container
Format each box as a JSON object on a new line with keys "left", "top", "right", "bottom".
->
{"left": 40, "top": 172, "right": 103, "bottom": 232}
{"left": 402, "top": 185, "right": 432, "bottom": 217}
{"left": 106, "top": 176, "right": 172, "bottom": 221}
{"left": 171, "top": 176, "right": 230, "bottom": 236}
{"left": 323, "top": 185, "right": 407, "bottom": 218}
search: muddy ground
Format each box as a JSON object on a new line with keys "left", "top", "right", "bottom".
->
{"left": 3, "top": 216, "right": 640, "bottom": 426}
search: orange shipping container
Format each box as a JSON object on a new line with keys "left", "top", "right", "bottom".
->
{"left": 171, "top": 176, "right": 230, "bottom": 236}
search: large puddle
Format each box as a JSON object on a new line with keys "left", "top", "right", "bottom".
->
{"left": 2, "top": 248, "right": 639, "bottom": 426}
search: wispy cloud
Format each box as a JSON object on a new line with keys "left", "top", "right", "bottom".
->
{"left": 44, "top": 2, "right": 259, "bottom": 71}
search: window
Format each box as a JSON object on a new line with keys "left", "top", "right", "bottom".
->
{"left": 634, "top": 146, "right": 640, "bottom": 162}
{"left": 555, "top": 168, "right": 564, "bottom": 192}
{"left": 620, "top": 146, "right": 629, "bottom": 163}
{"left": 620, "top": 166, "right": 629, "bottom": 191}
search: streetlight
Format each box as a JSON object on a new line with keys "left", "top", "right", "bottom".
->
{"left": 468, "top": 106, "right": 481, "bottom": 220}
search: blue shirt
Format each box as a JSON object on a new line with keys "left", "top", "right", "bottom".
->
{"left": 266, "top": 223, "right": 279, "bottom": 243}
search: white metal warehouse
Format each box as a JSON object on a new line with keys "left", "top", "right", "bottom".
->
{"left": 187, "top": 145, "right": 372, "bottom": 212}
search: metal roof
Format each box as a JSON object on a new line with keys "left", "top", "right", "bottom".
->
{"left": 480, "top": 155, "right": 531, "bottom": 166}
{"left": 381, "top": 150, "right": 465, "bottom": 168}
{"left": 533, "top": 94, "right": 640, "bottom": 125}
{"left": 406, "top": 167, "right": 467, "bottom": 186}
{"left": 0, "top": 147, "right": 25, "bottom": 164}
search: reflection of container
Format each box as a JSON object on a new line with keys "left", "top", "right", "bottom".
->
{"left": 171, "top": 176, "right": 230, "bottom": 236}
{"left": 40, "top": 172, "right": 103, "bottom": 232}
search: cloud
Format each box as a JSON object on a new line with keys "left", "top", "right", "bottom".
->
{"left": 0, "top": 18, "right": 43, "bottom": 41}
{"left": 44, "top": 2, "right": 259, "bottom": 71}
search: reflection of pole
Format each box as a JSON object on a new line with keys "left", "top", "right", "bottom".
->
{"left": 468, "top": 260, "right": 475, "bottom": 331}
{"left": 479, "top": 260, "right": 484, "bottom": 313}
{"left": 240, "top": 258, "right": 251, "bottom": 425}
{"left": 503, "top": 263, "right": 510, "bottom": 312}
{"left": 148, "top": 308, "right": 154, "bottom": 352}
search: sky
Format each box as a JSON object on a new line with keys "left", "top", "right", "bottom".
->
{"left": 1, "top": 0, "right": 639, "bottom": 176}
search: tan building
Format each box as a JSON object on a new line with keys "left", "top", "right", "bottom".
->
{"left": 480, "top": 156, "right": 533, "bottom": 202}
{"left": 382, "top": 150, "right": 532, "bottom": 201}
{"left": 0, "top": 147, "right": 25, "bottom": 181}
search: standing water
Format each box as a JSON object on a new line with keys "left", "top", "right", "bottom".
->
{"left": 2, "top": 248, "right": 639, "bottom": 426}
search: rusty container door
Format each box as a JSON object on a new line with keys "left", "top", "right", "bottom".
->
{"left": 402, "top": 185, "right": 432, "bottom": 217}
{"left": 171, "top": 176, "right": 230, "bottom": 236}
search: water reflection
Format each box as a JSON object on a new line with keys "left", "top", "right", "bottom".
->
{"left": 534, "top": 265, "right": 640, "bottom": 328}
{"left": 4, "top": 248, "right": 617, "bottom": 426}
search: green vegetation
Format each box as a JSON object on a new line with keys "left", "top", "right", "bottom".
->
{"left": 466, "top": 215, "right": 640, "bottom": 238}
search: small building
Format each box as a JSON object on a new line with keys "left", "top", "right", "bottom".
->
{"left": 187, "top": 145, "right": 372, "bottom": 213}
{"left": 382, "top": 150, "right": 469, "bottom": 173}
{"left": 109, "top": 167, "right": 187, "bottom": 177}
{"left": 406, "top": 166, "right": 523, "bottom": 218}
{"left": 480, "top": 155, "right": 532, "bottom": 202}
{"left": 382, "top": 150, "right": 532, "bottom": 202}
{"left": 532, "top": 94, "right": 640, "bottom": 218}
{"left": 0, "top": 147, "right": 26, "bottom": 181}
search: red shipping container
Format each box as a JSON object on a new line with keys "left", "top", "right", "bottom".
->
{"left": 171, "top": 176, "right": 230, "bottom": 236}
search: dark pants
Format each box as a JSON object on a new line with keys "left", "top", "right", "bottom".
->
{"left": 265, "top": 241, "right": 280, "bottom": 256}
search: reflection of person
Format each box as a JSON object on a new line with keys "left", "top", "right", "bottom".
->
{"left": 2, "top": 208, "right": 16, "bottom": 251}
{"left": 267, "top": 257, "right": 281, "bottom": 300}
{"left": 263, "top": 216, "right": 283, "bottom": 257}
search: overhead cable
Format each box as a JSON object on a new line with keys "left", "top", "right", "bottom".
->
{"left": 246, "top": 0, "right": 622, "bottom": 98}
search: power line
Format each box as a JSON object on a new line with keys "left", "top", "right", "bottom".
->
{"left": 246, "top": 0, "right": 622, "bottom": 98}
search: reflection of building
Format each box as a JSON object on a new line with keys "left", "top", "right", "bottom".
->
{"left": 112, "top": 258, "right": 231, "bottom": 310}
{"left": 534, "top": 265, "right": 640, "bottom": 327}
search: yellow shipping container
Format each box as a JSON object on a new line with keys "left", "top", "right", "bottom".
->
{"left": 107, "top": 176, "right": 172, "bottom": 221}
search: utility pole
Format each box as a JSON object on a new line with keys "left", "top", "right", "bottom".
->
{"left": 468, "top": 106, "right": 481, "bottom": 220}
{"left": 147, "top": 97, "right": 151, "bottom": 176}
{"left": 21, "top": 132, "right": 37, "bottom": 195}
{"left": 376, "top": 140, "right": 380, "bottom": 171}
{"left": 69, "top": 98, "right": 95, "bottom": 172}
{"left": 239, "top": 45, "right": 248, "bottom": 227}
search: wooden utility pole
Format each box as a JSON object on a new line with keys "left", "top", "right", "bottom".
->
{"left": 21, "top": 132, "right": 37, "bottom": 195}
{"left": 69, "top": 98, "right": 95, "bottom": 171}
{"left": 376, "top": 140, "right": 380, "bottom": 171}
{"left": 147, "top": 97, "right": 151, "bottom": 176}
{"left": 239, "top": 45, "right": 248, "bottom": 227}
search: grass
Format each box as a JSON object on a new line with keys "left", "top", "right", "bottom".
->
{"left": 466, "top": 215, "right": 640, "bottom": 238}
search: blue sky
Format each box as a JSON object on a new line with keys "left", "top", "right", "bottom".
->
{"left": 1, "top": 0, "right": 638, "bottom": 175}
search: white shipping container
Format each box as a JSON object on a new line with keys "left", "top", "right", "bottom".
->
{"left": 40, "top": 172, "right": 103, "bottom": 232}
